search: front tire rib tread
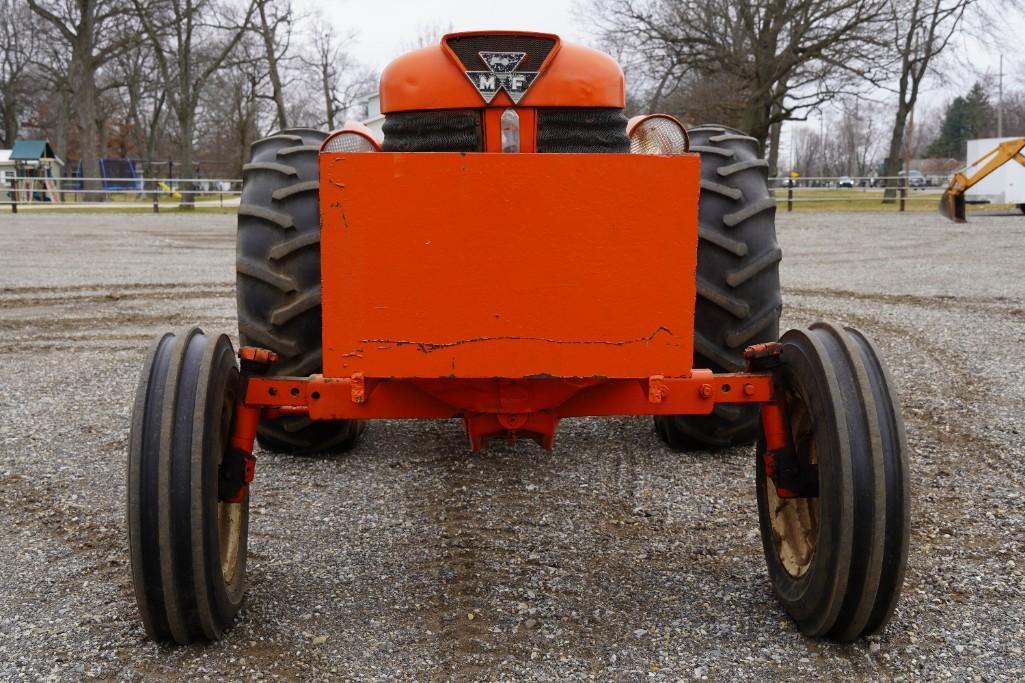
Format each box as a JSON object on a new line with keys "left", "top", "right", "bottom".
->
{"left": 757, "top": 323, "right": 909, "bottom": 642}
{"left": 128, "top": 328, "right": 248, "bottom": 644}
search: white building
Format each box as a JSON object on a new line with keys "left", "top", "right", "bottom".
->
{"left": 965, "top": 137, "right": 1025, "bottom": 207}
{"left": 362, "top": 93, "right": 385, "bottom": 140}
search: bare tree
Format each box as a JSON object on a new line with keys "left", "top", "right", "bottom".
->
{"left": 588, "top": 0, "right": 890, "bottom": 171}
{"left": 0, "top": 0, "right": 44, "bottom": 147}
{"left": 111, "top": 42, "right": 168, "bottom": 162}
{"left": 196, "top": 30, "right": 269, "bottom": 176}
{"left": 132, "top": 0, "right": 256, "bottom": 206}
{"left": 300, "top": 18, "right": 375, "bottom": 130}
{"left": 27, "top": 0, "right": 135, "bottom": 191}
{"left": 252, "top": 0, "right": 294, "bottom": 130}
{"left": 879, "top": 0, "right": 974, "bottom": 201}
{"left": 25, "top": 41, "right": 75, "bottom": 159}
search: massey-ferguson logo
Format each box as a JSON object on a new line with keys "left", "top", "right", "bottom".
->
{"left": 465, "top": 51, "right": 539, "bottom": 104}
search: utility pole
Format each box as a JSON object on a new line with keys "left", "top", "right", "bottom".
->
{"left": 997, "top": 54, "right": 1003, "bottom": 138}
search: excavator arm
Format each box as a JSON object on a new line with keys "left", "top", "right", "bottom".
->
{"left": 940, "top": 137, "right": 1025, "bottom": 222}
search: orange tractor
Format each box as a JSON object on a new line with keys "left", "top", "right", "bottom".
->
{"left": 127, "top": 32, "right": 909, "bottom": 644}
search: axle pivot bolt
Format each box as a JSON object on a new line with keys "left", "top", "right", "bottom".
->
{"left": 699, "top": 384, "right": 713, "bottom": 399}
{"left": 743, "top": 383, "right": 755, "bottom": 396}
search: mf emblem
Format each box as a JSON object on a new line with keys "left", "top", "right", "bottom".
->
{"left": 465, "top": 51, "right": 539, "bottom": 104}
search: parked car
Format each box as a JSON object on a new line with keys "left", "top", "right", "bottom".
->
{"left": 837, "top": 176, "right": 854, "bottom": 188}
{"left": 899, "top": 169, "right": 926, "bottom": 188}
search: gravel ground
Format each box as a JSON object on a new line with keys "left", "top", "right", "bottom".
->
{"left": 0, "top": 209, "right": 1023, "bottom": 681}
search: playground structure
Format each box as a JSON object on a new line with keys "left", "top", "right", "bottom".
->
{"left": 64, "top": 158, "right": 144, "bottom": 193}
{"left": 4, "top": 140, "right": 63, "bottom": 203}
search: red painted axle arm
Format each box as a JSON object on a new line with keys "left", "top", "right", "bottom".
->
{"left": 242, "top": 371, "right": 774, "bottom": 420}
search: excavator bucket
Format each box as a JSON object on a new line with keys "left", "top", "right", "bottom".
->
{"left": 939, "top": 190, "right": 966, "bottom": 223}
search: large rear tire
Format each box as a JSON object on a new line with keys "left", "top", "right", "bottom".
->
{"left": 236, "top": 128, "right": 362, "bottom": 454}
{"left": 655, "top": 125, "right": 782, "bottom": 451}
{"left": 757, "top": 323, "right": 909, "bottom": 640}
{"left": 127, "top": 328, "right": 249, "bottom": 643}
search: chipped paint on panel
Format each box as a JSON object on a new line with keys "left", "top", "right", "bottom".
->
{"left": 319, "top": 152, "right": 700, "bottom": 379}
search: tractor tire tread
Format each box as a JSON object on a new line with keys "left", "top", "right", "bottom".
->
{"left": 726, "top": 246, "right": 783, "bottom": 286}
{"left": 717, "top": 158, "right": 769, "bottom": 177}
{"left": 724, "top": 298, "right": 783, "bottom": 347}
{"left": 698, "top": 224, "right": 748, "bottom": 256}
{"left": 127, "top": 328, "right": 248, "bottom": 644}
{"left": 690, "top": 145, "right": 734, "bottom": 158}
{"left": 694, "top": 330, "right": 743, "bottom": 372}
{"left": 237, "top": 314, "right": 300, "bottom": 356}
{"left": 236, "top": 127, "right": 361, "bottom": 455}
{"left": 236, "top": 256, "right": 297, "bottom": 292}
{"left": 700, "top": 179, "right": 743, "bottom": 201}
{"left": 724, "top": 197, "right": 777, "bottom": 227}
{"left": 238, "top": 204, "right": 294, "bottom": 230}
{"left": 697, "top": 274, "right": 750, "bottom": 318}
{"left": 709, "top": 133, "right": 759, "bottom": 145}
{"left": 269, "top": 285, "right": 321, "bottom": 326}
{"left": 269, "top": 232, "right": 320, "bottom": 261}
{"left": 272, "top": 180, "right": 319, "bottom": 201}
{"left": 757, "top": 323, "right": 909, "bottom": 641}
{"left": 655, "top": 125, "right": 782, "bottom": 451}
{"left": 242, "top": 161, "right": 299, "bottom": 177}
{"left": 278, "top": 145, "right": 321, "bottom": 156}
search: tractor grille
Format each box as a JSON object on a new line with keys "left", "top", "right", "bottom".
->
{"left": 536, "top": 108, "right": 630, "bottom": 153}
{"left": 444, "top": 35, "right": 557, "bottom": 72}
{"left": 381, "top": 110, "right": 483, "bottom": 152}
{"left": 381, "top": 107, "right": 629, "bottom": 153}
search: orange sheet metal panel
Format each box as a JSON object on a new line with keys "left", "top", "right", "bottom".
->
{"left": 319, "top": 152, "right": 699, "bottom": 379}
{"left": 379, "top": 39, "right": 625, "bottom": 112}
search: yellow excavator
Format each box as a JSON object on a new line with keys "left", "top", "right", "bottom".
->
{"left": 940, "top": 137, "right": 1025, "bottom": 222}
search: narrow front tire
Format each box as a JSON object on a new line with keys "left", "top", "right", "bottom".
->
{"left": 127, "top": 327, "right": 249, "bottom": 643}
{"left": 757, "top": 322, "right": 910, "bottom": 641}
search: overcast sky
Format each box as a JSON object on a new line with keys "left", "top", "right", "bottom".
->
{"left": 302, "top": 0, "right": 1022, "bottom": 148}
{"left": 301, "top": 0, "right": 584, "bottom": 70}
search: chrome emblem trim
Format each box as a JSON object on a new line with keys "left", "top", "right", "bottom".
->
{"left": 464, "top": 51, "right": 539, "bottom": 104}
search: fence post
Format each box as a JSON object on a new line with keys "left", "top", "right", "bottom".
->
{"left": 11, "top": 178, "right": 17, "bottom": 214}
{"left": 152, "top": 179, "right": 159, "bottom": 213}
{"left": 787, "top": 182, "right": 793, "bottom": 212}
{"left": 899, "top": 179, "right": 906, "bottom": 212}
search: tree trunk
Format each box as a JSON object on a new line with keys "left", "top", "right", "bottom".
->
{"left": 74, "top": 52, "right": 103, "bottom": 200}
{"left": 767, "top": 119, "right": 782, "bottom": 176}
{"left": 258, "top": 4, "right": 288, "bottom": 130}
{"left": 322, "top": 62, "right": 335, "bottom": 129}
{"left": 179, "top": 112, "right": 195, "bottom": 209}
{"left": 54, "top": 91, "right": 70, "bottom": 161}
{"left": 145, "top": 93, "right": 165, "bottom": 163}
{"left": 97, "top": 110, "right": 109, "bottom": 160}
{"left": 2, "top": 97, "right": 18, "bottom": 147}
{"left": 882, "top": 102, "right": 909, "bottom": 203}
{"left": 741, "top": 98, "right": 772, "bottom": 156}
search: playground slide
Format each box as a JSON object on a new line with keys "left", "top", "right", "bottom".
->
{"left": 157, "top": 181, "right": 181, "bottom": 199}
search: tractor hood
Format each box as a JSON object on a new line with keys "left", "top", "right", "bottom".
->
{"left": 379, "top": 31, "right": 625, "bottom": 113}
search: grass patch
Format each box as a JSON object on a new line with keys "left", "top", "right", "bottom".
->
{"left": 773, "top": 188, "right": 1020, "bottom": 214}
{"left": 9, "top": 205, "right": 237, "bottom": 215}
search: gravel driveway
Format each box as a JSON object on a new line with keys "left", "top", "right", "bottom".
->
{"left": 0, "top": 210, "right": 1022, "bottom": 681}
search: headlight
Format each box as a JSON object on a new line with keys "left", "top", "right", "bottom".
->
{"left": 627, "top": 114, "right": 689, "bottom": 155}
